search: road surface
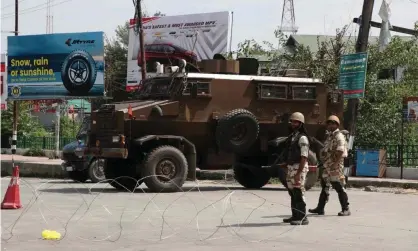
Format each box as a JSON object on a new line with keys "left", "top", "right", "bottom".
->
{"left": 1, "top": 178, "right": 418, "bottom": 251}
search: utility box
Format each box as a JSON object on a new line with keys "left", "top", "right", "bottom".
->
{"left": 355, "top": 149, "right": 387, "bottom": 178}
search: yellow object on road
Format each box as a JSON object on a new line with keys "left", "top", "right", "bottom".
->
{"left": 41, "top": 230, "right": 61, "bottom": 240}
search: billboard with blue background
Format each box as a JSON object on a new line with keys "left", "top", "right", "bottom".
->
{"left": 7, "top": 31, "right": 104, "bottom": 100}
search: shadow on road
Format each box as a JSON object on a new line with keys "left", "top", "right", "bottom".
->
{"left": 262, "top": 214, "right": 338, "bottom": 219}
{"left": 217, "top": 222, "right": 289, "bottom": 228}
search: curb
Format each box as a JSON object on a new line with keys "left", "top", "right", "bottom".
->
{"left": 1, "top": 161, "right": 66, "bottom": 179}
{"left": 346, "top": 179, "right": 418, "bottom": 189}
{"left": 2, "top": 161, "right": 417, "bottom": 189}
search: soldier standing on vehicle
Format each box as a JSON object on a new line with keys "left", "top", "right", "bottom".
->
{"left": 280, "top": 112, "right": 310, "bottom": 225}
{"left": 309, "top": 115, "right": 351, "bottom": 216}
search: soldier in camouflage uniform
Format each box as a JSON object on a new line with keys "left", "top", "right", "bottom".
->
{"left": 309, "top": 115, "right": 351, "bottom": 216}
{"left": 280, "top": 112, "right": 310, "bottom": 225}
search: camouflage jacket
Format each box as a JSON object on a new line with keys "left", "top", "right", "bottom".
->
{"left": 320, "top": 129, "right": 347, "bottom": 166}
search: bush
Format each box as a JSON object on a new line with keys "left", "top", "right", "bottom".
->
{"left": 23, "top": 147, "right": 46, "bottom": 157}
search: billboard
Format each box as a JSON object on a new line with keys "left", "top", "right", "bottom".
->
{"left": 338, "top": 52, "right": 368, "bottom": 99}
{"left": 7, "top": 32, "right": 105, "bottom": 100}
{"left": 126, "top": 11, "right": 230, "bottom": 91}
{"left": 1, "top": 54, "right": 7, "bottom": 110}
{"left": 403, "top": 97, "right": 418, "bottom": 123}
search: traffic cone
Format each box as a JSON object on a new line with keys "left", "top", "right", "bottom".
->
{"left": 1, "top": 165, "right": 22, "bottom": 209}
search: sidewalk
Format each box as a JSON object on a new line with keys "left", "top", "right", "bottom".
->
{"left": 1, "top": 154, "right": 418, "bottom": 189}
{"left": 1, "top": 154, "right": 65, "bottom": 178}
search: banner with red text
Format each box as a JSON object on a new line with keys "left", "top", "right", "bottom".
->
{"left": 126, "top": 11, "right": 230, "bottom": 91}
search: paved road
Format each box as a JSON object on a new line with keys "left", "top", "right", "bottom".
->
{"left": 1, "top": 178, "right": 418, "bottom": 251}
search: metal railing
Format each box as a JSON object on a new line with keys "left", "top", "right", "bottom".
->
{"left": 354, "top": 144, "right": 418, "bottom": 167}
{"left": 16, "top": 136, "right": 75, "bottom": 150}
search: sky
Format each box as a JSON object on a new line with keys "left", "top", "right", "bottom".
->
{"left": 1, "top": 0, "right": 417, "bottom": 54}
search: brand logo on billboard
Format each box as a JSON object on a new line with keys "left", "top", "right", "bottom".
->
{"left": 65, "top": 38, "right": 95, "bottom": 46}
{"left": 11, "top": 86, "right": 21, "bottom": 98}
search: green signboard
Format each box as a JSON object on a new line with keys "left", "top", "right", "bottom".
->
{"left": 338, "top": 52, "right": 368, "bottom": 99}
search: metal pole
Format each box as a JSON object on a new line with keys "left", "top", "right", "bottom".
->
{"left": 352, "top": 18, "right": 418, "bottom": 36}
{"left": 229, "top": 11, "right": 234, "bottom": 56}
{"left": 11, "top": 0, "right": 19, "bottom": 164}
{"left": 137, "top": 0, "right": 147, "bottom": 80}
{"left": 400, "top": 112, "right": 404, "bottom": 179}
{"left": 55, "top": 105, "right": 60, "bottom": 157}
{"left": 345, "top": 0, "right": 375, "bottom": 145}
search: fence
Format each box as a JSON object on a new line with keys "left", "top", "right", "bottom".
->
{"left": 16, "top": 136, "right": 75, "bottom": 150}
{"left": 354, "top": 144, "right": 418, "bottom": 167}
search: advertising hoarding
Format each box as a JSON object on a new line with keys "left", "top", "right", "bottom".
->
{"left": 7, "top": 32, "right": 105, "bottom": 100}
{"left": 338, "top": 52, "right": 368, "bottom": 99}
{"left": 403, "top": 97, "right": 418, "bottom": 123}
{"left": 1, "top": 54, "right": 7, "bottom": 110}
{"left": 126, "top": 11, "right": 230, "bottom": 91}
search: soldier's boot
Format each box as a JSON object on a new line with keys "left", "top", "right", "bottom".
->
{"left": 290, "top": 188, "right": 309, "bottom": 225}
{"left": 337, "top": 192, "right": 351, "bottom": 216}
{"left": 283, "top": 189, "right": 296, "bottom": 223}
{"left": 308, "top": 191, "right": 328, "bottom": 215}
{"left": 309, "top": 179, "right": 329, "bottom": 215}
{"left": 332, "top": 181, "right": 351, "bottom": 216}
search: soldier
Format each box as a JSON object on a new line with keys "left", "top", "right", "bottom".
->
{"left": 280, "top": 112, "right": 310, "bottom": 225}
{"left": 309, "top": 115, "right": 351, "bottom": 216}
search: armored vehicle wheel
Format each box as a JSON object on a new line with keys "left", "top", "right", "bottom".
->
{"left": 216, "top": 109, "right": 259, "bottom": 154}
{"left": 88, "top": 159, "right": 106, "bottom": 183}
{"left": 233, "top": 163, "right": 271, "bottom": 189}
{"left": 142, "top": 145, "right": 188, "bottom": 192}
{"left": 68, "top": 170, "right": 89, "bottom": 183}
{"left": 104, "top": 159, "right": 142, "bottom": 192}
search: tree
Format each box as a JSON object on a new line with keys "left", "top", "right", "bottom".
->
{"left": 60, "top": 116, "right": 81, "bottom": 138}
{"left": 102, "top": 11, "right": 166, "bottom": 104}
{"left": 1, "top": 101, "right": 49, "bottom": 137}
{"left": 234, "top": 23, "right": 418, "bottom": 146}
{"left": 356, "top": 36, "right": 418, "bottom": 146}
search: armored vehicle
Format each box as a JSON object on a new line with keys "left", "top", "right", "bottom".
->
{"left": 61, "top": 115, "right": 105, "bottom": 183}
{"left": 85, "top": 59, "right": 344, "bottom": 192}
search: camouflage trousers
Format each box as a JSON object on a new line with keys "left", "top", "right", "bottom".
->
{"left": 322, "top": 160, "right": 346, "bottom": 185}
{"left": 286, "top": 163, "right": 308, "bottom": 191}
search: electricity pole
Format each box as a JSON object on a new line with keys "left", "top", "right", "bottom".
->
{"left": 137, "top": 0, "right": 147, "bottom": 80}
{"left": 11, "top": 0, "right": 19, "bottom": 158}
{"left": 345, "top": 0, "right": 375, "bottom": 145}
{"left": 55, "top": 104, "right": 60, "bottom": 157}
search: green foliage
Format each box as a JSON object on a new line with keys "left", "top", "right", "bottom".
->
{"left": 236, "top": 39, "right": 272, "bottom": 57}
{"left": 277, "top": 26, "right": 356, "bottom": 88}
{"left": 59, "top": 116, "right": 81, "bottom": 138}
{"left": 356, "top": 36, "right": 418, "bottom": 146}
{"left": 235, "top": 23, "right": 418, "bottom": 146}
{"left": 23, "top": 147, "right": 46, "bottom": 157}
{"left": 1, "top": 101, "right": 48, "bottom": 137}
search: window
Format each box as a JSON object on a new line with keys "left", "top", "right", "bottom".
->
{"left": 154, "top": 45, "right": 164, "bottom": 52}
{"left": 164, "top": 45, "right": 176, "bottom": 53}
{"left": 292, "top": 86, "right": 316, "bottom": 100}
{"left": 183, "top": 81, "right": 211, "bottom": 96}
{"left": 146, "top": 45, "right": 156, "bottom": 52}
{"left": 258, "top": 83, "right": 287, "bottom": 99}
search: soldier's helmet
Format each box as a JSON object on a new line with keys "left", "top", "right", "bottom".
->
{"left": 289, "top": 112, "right": 305, "bottom": 124}
{"left": 327, "top": 115, "right": 340, "bottom": 125}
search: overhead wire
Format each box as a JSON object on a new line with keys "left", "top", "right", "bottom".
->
{"left": 1, "top": 0, "right": 73, "bottom": 19}
{"left": 1, "top": 0, "right": 29, "bottom": 10}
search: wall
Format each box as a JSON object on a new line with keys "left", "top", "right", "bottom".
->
{"left": 386, "top": 166, "right": 418, "bottom": 180}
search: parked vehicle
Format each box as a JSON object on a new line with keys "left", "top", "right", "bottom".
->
{"left": 85, "top": 59, "right": 345, "bottom": 192}
{"left": 137, "top": 42, "right": 198, "bottom": 67}
{"left": 61, "top": 116, "right": 105, "bottom": 183}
